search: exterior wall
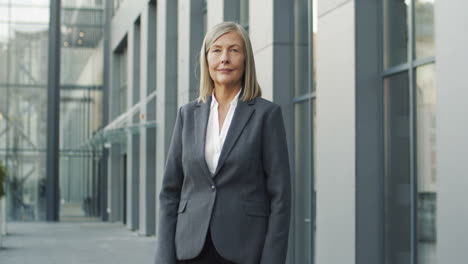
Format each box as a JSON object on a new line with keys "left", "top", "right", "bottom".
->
{"left": 315, "top": 1, "right": 356, "bottom": 264}
{"left": 138, "top": 3, "right": 157, "bottom": 236}
{"left": 155, "top": 0, "right": 178, "bottom": 236}
{"left": 100, "top": 0, "right": 468, "bottom": 263}
{"left": 126, "top": 22, "right": 140, "bottom": 230}
{"left": 435, "top": 0, "right": 468, "bottom": 263}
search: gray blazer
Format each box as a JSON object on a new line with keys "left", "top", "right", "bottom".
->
{"left": 155, "top": 96, "right": 291, "bottom": 264}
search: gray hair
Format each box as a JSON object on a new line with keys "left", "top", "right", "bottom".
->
{"left": 197, "top": 21, "right": 262, "bottom": 103}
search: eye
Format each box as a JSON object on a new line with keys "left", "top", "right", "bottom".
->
{"left": 231, "top": 48, "right": 239, "bottom": 52}
{"left": 211, "top": 49, "right": 221, "bottom": 53}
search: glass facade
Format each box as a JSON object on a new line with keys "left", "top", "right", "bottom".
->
{"left": 383, "top": 0, "right": 410, "bottom": 69}
{"left": 0, "top": 0, "right": 50, "bottom": 221}
{"left": 59, "top": 0, "right": 104, "bottom": 221}
{"left": 383, "top": 1, "right": 436, "bottom": 263}
{"left": 416, "top": 63, "right": 436, "bottom": 264}
{"left": 384, "top": 72, "right": 411, "bottom": 264}
{"left": 293, "top": 0, "right": 315, "bottom": 263}
{"left": 0, "top": 0, "right": 104, "bottom": 221}
{"left": 415, "top": 0, "right": 435, "bottom": 59}
{"left": 240, "top": 0, "right": 249, "bottom": 32}
{"left": 0, "top": 0, "right": 446, "bottom": 262}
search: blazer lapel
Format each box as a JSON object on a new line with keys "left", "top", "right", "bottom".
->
{"left": 194, "top": 97, "right": 212, "bottom": 177}
{"left": 212, "top": 99, "right": 256, "bottom": 177}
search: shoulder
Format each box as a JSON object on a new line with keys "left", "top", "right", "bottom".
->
{"left": 178, "top": 100, "right": 200, "bottom": 116}
{"left": 251, "top": 97, "right": 282, "bottom": 115}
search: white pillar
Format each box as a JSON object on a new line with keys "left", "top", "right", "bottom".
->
{"left": 315, "top": 1, "right": 356, "bottom": 263}
{"left": 155, "top": 0, "right": 178, "bottom": 236}
{"left": 436, "top": 0, "right": 468, "bottom": 263}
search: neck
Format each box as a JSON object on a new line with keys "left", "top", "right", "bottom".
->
{"left": 213, "top": 84, "right": 241, "bottom": 106}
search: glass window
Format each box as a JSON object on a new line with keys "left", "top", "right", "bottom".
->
{"left": 0, "top": 7, "right": 8, "bottom": 22}
{"left": 0, "top": 0, "right": 49, "bottom": 5}
{"left": 10, "top": 7, "right": 50, "bottom": 24}
{"left": 294, "top": 0, "right": 310, "bottom": 97}
{"left": 119, "top": 48, "right": 128, "bottom": 114}
{"left": 203, "top": 0, "right": 207, "bottom": 34}
{"left": 384, "top": 71, "right": 411, "bottom": 264}
{"left": 0, "top": 3, "right": 50, "bottom": 220}
{"left": 416, "top": 63, "right": 436, "bottom": 264}
{"left": 383, "top": 0, "right": 410, "bottom": 69}
{"left": 415, "top": 0, "right": 435, "bottom": 59}
{"left": 294, "top": 100, "right": 312, "bottom": 264}
{"left": 292, "top": 0, "right": 315, "bottom": 263}
{"left": 240, "top": 0, "right": 249, "bottom": 32}
{"left": 59, "top": 0, "right": 104, "bottom": 220}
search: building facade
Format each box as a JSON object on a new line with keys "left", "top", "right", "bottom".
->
{"left": 1, "top": 0, "right": 467, "bottom": 263}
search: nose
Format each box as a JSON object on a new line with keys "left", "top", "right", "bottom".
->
{"left": 220, "top": 51, "right": 229, "bottom": 64}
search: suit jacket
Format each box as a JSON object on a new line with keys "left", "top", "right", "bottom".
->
{"left": 155, "top": 96, "right": 291, "bottom": 264}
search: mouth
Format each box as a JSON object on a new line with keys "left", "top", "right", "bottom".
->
{"left": 218, "top": 69, "right": 234, "bottom": 73}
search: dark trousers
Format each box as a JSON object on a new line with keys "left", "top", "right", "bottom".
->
{"left": 177, "top": 230, "right": 236, "bottom": 264}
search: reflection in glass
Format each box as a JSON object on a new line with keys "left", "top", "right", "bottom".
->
{"left": 292, "top": 0, "right": 315, "bottom": 262}
{"left": 294, "top": 0, "right": 310, "bottom": 97}
{"left": 240, "top": 0, "right": 249, "bottom": 32}
{"left": 10, "top": 7, "right": 49, "bottom": 24}
{"left": 383, "top": 0, "right": 410, "bottom": 69}
{"left": 294, "top": 101, "right": 312, "bottom": 264}
{"left": 59, "top": 1, "right": 104, "bottom": 220}
{"left": 384, "top": 71, "right": 411, "bottom": 264}
{"left": 415, "top": 0, "right": 435, "bottom": 59}
{"left": 0, "top": 0, "right": 49, "bottom": 5}
{"left": 416, "top": 63, "right": 436, "bottom": 264}
{"left": 119, "top": 48, "right": 128, "bottom": 114}
{"left": 0, "top": 3, "right": 49, "bottom": 221}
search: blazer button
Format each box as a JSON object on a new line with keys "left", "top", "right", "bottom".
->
{"left": 210, "top": 185, "right": 216, "bottom": 191}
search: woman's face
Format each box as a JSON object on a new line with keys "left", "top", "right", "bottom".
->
{"left": 207, "top": 31, "right": 245, "bottom": 89}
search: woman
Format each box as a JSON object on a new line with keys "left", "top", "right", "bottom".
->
{"left": 155, "top": 21, "right": 291, "bottom": 264}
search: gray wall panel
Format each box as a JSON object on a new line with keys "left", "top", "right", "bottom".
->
{"left": 355, "top": 0, "right": 384, "bottom": 263}
{"left": 435, "top": 0, "right": 468, "bottom": 263}
{"left": 316, "top": 1, "right": 356, "bottom": 263}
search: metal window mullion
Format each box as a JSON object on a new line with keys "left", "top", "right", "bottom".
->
{"left": 293, "top": 92, "right": 316, "bottom": 104}
{"left": 381, "top": 63, "right": 410, "bottom": 77}
{"left": 408, "top": 1, "right": 418, "bottom": 264}
{"left": 46, "top": 0, "right": 62, "bottom": 221}
{"left": 413, "top": 56, "right": 435, "bottom": 68}
{"left": 308, "top": 0, "right": 315, "bottom": 263}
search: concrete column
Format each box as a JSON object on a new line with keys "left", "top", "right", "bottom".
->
{"left": 125, "top": 22, "right": 140, "bottom": 231}
{"left": 108, "top": 144, "right": 124, "bottom": 222}
{"left": 155, "top": 0, "right": 178, "bottom": 236}
{"left": 177, "top": 0, "right": 204, "bottom": 107}
{"left": 315, "top": 1, "right": 356, "bottom": 264}
{"left": 138, "top": 3, "right": 156, "bottom": 236}
{"left": 436, "top": 0, "right": 468, "bottom": 263}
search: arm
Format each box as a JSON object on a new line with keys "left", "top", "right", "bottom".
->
{"left": 260, "top": 105, "right": 292, "bottom": 264}
{"left": 155, "top": 107, "right": 184, "bottom": 264}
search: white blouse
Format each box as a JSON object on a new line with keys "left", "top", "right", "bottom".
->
{"left": 204, "top": 89, "right": 242, "bottom": 175}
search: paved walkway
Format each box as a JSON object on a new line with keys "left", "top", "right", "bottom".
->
{"left": 0, "top": 221, "right": 157, "bottom": 264}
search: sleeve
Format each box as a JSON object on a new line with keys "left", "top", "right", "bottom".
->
{"left": 154, "top": 107, "right": 184, "bottom": 264}
{"left": 260, "top": 105, "right": 292, "bottom": 264}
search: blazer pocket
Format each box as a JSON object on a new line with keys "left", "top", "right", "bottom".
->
{"left": 243, "top": 201, "right": 270, "bottom": 217}
{"left": 177, "top": 199, "right": 188, "bottom": 213}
